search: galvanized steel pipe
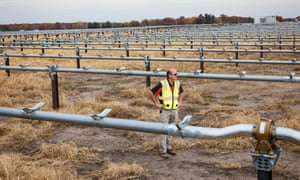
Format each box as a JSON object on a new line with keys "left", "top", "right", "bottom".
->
{"left": 275, "top": 127, "right": 300, "bottom": 145}
{"left": 0, "top": 106, "right": 254, "bottom": 139}
{"left": 1, "top": 53, "right": 300, "bottom": 65}
{"left": 0, "top": 65, "right": 299, "bottom": 83}
{"left": 0, "top": 105, "right": 300, "bottom": 145}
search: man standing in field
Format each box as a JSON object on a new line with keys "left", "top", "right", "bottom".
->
{"left": 148, "top": 68, "right": 184, "bottom": 158}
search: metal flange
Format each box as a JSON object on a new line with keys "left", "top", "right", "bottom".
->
{"left": 251, "top": 118, "right": 281, "bottom": 172}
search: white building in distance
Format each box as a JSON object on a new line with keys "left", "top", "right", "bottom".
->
{"left": 254, "top": 16, "right": 277, "bottom": 24}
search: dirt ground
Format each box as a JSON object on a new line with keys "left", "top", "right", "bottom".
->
{"left": 48, "top": 74, "right": 300, "bottom": 180}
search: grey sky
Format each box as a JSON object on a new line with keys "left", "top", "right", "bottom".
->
{"left": 0, "top": 0, "right": 299, "bottom": 24}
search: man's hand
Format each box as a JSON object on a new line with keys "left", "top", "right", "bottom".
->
{"left": 177, "top": 102, "right": 181, "bottom": 108}
{"left": 155, "top": 103, "right": 164, "bottom": 109}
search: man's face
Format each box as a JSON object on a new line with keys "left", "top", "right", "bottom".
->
{"left": 168, "top": 70, "right": 177, "bottom": 81}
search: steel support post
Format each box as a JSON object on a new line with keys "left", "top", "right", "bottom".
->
{"left": 260, "top": 38, "right": 264, "bottom": 59}
{"left": 199, "top": 48, "right": 204, "bottom": 73}
{"left": 145, "top": 56, "right": 151, "bottom": 87}
{"left": 51, "top": 73, "right": 59, "bottom": 109}
{"left": 162, "top": 40, "right": 166, "bottom": 56}
{"left": 125, "top": 42, "right": 130, "bottom": 57}
{"left": 257, "top": 170, "right": 272, "bottom": 180}
{"left": 75, "top": 46, "right": 81, "bottom": 69}
{"left": 278, "top": 34, "right": 282, "bottom": 50}
{"left": 48, "top": 65, "right": 60, "bottom": 109}
{"left": 235, "top": 42, "right": 239, "bottom": 67}
{"left": 293, "top": 34, "right": 296, "bottom": 49}
{"left": 41, "top": 43, "right": 45, "bottom": 54}
{"left": 4, "top": 53, "right": 10, "bottom": 77}
{"left": 85, "top": 44, "right": 88, "bottom": 53}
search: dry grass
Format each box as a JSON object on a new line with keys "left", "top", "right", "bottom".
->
{"left": 129, "top": 138, "right": 158, "bottom": 152}
{"left": 184, "top": 86, "right": 213, "bottom": 105}
{"left": 0, "top": 153, "right": 78, "bottom": 180}
{"left": 194, "top": 137, "right": 255, "bottom": 153}
{"left": 0, "top": 153, "right": 21, "bottom": 179}
{"left": 0, "top": 118, "right": 53, "bottom": 147}
{"left": 37, "top": 141, "right": 79, "bottom": 160}
{"left": 197, "top": 106, "right": 260, "bottom": 127}
{"left": 98, "top": 160, "right": 147, "bottom": 180}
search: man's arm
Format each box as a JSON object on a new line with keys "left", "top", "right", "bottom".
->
{"left": 177, "top": 84, "right": 184, "bottom": 108}
{"left": 177, "top": 92, "right": 184, "bottom": 108}
{"left": 148, "top": 89, "right": 164, "bottom": 109}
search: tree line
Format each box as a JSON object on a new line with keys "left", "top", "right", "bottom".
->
{"left": 0, "top": 14, "right": 299, "bottom": 31}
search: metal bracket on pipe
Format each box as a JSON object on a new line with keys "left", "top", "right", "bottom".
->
{"left": 116, "top": 67, "right": 126, "bottom": 72}
{"left": 75, "top": 46, "right": 80, "bottom": 53}
{"left": 176, "top": 115, "right": 192, "bottom": 138}
{"left": 153, "top": 68, "right": 161, "bottom": 73}
{"left": 82, "top": 66, "right": 91, "bottom": 70}
{"left": 289, "top": 72, "right": 296, "bottom": 79}
{"left": 19, "top": 64, "right": 29, "bottom": 68}
{"left": 239, "top": 71, "right": 247, "bottom": 77}
{"left": 3, "top": 52, "right": 9, "bottom": 58}
{"left": 47, "top": 64, "right": 58, "bottom": 80}
{"left": 144, "top": 56, "right": 150, "bottom": 64}
{"left": 22, "top": 102, "right": 44, "bottom": 114}
{"left": 251, "top": 148, "right": 281, "bottom": 172}
{"left": 91, "top": 108, "right": 112, "bottom": 120}
{"left": 194, "top": 69, "right": 202, "bottom": 74}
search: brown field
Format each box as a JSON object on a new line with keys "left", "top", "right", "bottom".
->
{"left": 0, "top": 28, "right": 300, "bottom": 179}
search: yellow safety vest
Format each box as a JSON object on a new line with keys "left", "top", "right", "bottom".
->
{"left": 159, "top": 79, "right": 180, "bottom": 110}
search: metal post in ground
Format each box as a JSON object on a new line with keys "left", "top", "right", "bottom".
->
{"left": 257, "top": 170, "right": 272, "bottom": 180}
{"left": 162, "top": 39, "right": 166, "bottom": 56}
{"left": 41, "top": 42, "right": 45, "bottom": 54}
{"left": 260, "top": 38, "right": 264, "bottom": 59}
{"left": 199, "top": 48, "right": 204, "bottom": 73}
{"left": 235, "top": 42, "right": 239, "bottom": 67}
{"left": 145, "top": 56, "right": 151, "bottom": 87}
{"left": 75, "top": 46, "right": 81, "bottom": 68}
{"left": 48, "top": 65, "right": 60, "bottom": 109}
{"left": 293, "top": 33, "right": 296, "bottom": 49}
{"left": 4, "top": 53, "right": 10, "bottom": 77}
{"left": 125, "top": 42, "right": 130, "bottom": 57}
{"left": 278, "top": 34, "right": 282, "bottom": 50}
{"left": 21, "top": 41, "right": 24, "bottom": 52}
{"left": 85, "top": 43, "right": 88, "bottom": 53}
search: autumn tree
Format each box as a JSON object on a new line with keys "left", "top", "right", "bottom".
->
{"left": 196, "top": 14, "right": 206, "bottom": 24}
{"left": 176, "top": 16, "right": 186, "bottom": 25}
{"left": 162, "top": 17, "right": 176, "bottom": 25}
{"left": 129, "top": 20, "right": 140, "bottom": 27}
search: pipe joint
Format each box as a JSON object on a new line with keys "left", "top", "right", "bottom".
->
{"left": 251, "top": 118, "right": 281, "bottom": 172}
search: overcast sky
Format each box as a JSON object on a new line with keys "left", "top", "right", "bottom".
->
{"left": 0, "top": 0, "right": 299, "bottom": 24}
